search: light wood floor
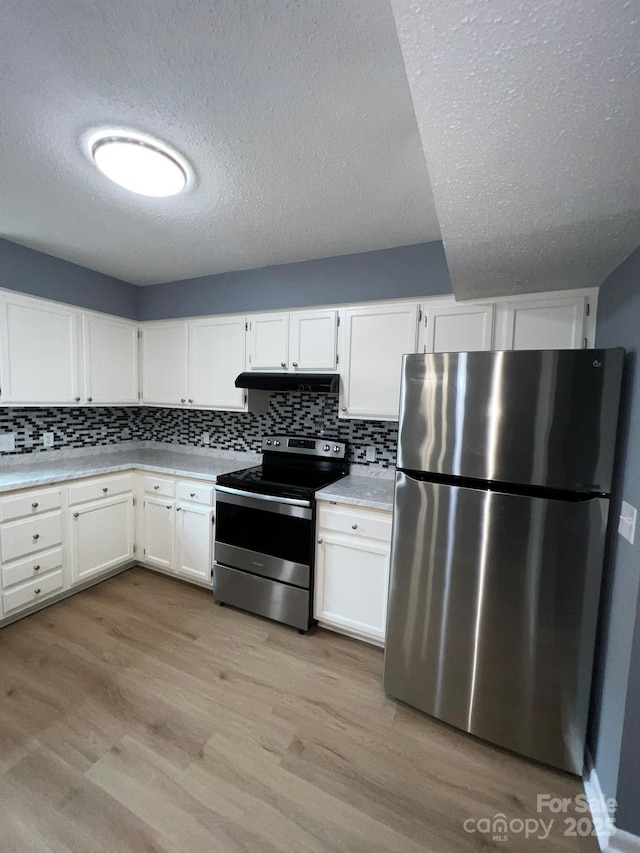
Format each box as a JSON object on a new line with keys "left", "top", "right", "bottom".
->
{"left": 0, "top": 568, "right": 598, "bottom": 852}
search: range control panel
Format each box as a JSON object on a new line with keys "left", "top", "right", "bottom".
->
{"left": 262, "top": 435, "right": 347, "bottom": 459}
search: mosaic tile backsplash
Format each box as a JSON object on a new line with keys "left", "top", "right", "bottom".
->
{"left": 0, "top": 394, "right": 398, "bottom": 467}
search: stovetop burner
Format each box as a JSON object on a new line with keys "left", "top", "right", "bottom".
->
{"left": 216, "top": 435, "right": 349, "bottom": 500}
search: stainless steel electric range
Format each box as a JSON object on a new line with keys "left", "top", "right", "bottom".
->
{"left": 213, "top": 435, "right": 349, "bottom": 632}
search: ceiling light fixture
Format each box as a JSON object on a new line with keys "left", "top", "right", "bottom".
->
{"left": 87, "top": 130, "right": 191, "bottom": 197}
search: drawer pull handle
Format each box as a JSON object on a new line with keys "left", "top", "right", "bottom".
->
{"left": 190, "top": 492, "right": 196, "bottom": 498}
{"left": 34, "top": 588, "right": 41, "bottom": 595}
{"left": 73, "top": 513, "right": 79, "bottom": 518}
{"left": 153, "top": 485, "right": 160, "bottom": 490}
{"left": 351, "top": 524, "right": 357, "bottom": 529}
{"left": 102, "top": 487, "right": 108, "bottom": 493}
{"left": 32, "top": 502, "right": 39, "bottom": 508}
{"left": 32, "top": 533, "right": 40, "bottom": 540}
{"left": 33, "top": 565, "right": 40, "bottom": 572}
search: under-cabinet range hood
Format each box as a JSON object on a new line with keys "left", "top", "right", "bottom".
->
{"left": 235, "top": 372, "right": 339, "bottom": 393}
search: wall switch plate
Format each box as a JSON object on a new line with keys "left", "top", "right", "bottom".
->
{"left": 202, "top": 432, "right": 210, "bottom": 445}
{"left": 42, "top": 432, "right": 55, "bottom": 448}
{"left": 0, "top": 433, "right": 16, "bottom": 452}
{"left": 365, "top": 445, "right": 376, "bottom": 463}
{"left": 618, "top": 501, "right": 637, "bottom": 545}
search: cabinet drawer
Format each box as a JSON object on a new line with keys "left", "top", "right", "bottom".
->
{"left": 176, "top": 481, "right": 214, "bottom": 506}
{"left": 3, "top": 569, "right": 63, "bottom": 615}
{"left": 143, "top": 476, "right": 175, "bottom": 498}
{"left": 68, "top": 474, "right": 134, "bottom": 506}
{"left": 318, "top": 504, "right": 392, "bottom": 543}
{"left": 0, "top": 512, "right": 63, "bottom": 562}
{"left": 2, "top": 547, "right": 63, "bottom": 589}
{"left": 0, "top": 488, "right": 62, "bottom": 522}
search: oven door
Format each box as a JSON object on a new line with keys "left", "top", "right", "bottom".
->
{"left": 214, "top": 486, "right": 313, "bottom": 588}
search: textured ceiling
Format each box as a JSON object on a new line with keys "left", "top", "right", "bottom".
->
{"left": 391, "top": 0, "right": 640, "bottom": 299}
{"left": 0, "top": 0, "right": 439, "bottom": 285}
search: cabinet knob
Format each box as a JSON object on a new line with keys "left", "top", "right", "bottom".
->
{"left": 181, "top": 398, "right": 186, "bottom": 403}
{"left": 102, "top": 487, "right": 108, "bottom": 493}
{"left": 166, "top": 505, "right": 172, "bottom": 510}
{"left": 188, "top": 398, "right": 193, "bottom": 403}
{"left": 280, "top": 362, "right": 286, "bottom": 368}
{"left": 153, "top": 485, "right": 160, "bottom": 490}
{"left": 176, "top": 507, "right": 182, "bottom": 511}
{"left": 32, "top": 533, "right": 40, "bottom": 540}
{"left": 34, "top": 588, "right": 41, "bottom": 595}
{"left": 74, "top": 397, "right": 81, "bottom": 402}
{"left": 341, "top": 406, "right": 347, "bottom": 412}
{"left": 87, "top": 397, "right": 93, "bottom": 402}
{"left": 31, "top": 502, "right": 39, "bottom": 509}
{"left": 73, "top": 513, "right": 79, "bottom": 518}
{"left": 317, "top": 538, "right": 323, "bottom": 544}
{"left": 292, "top": 362, "right": 298, "bottom": 368}
{"left": 351, "top": 523, "right": 357, "bottom": 529}
{"left": 190, "top": 492, "right": 196, "bottom": 498}
{"left": 33, "top": 565, "right": 40, "bottom": 572}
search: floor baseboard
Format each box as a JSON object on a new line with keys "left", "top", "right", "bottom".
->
{"left": 608, "top": 829, "right": 640, "bottom": 853}
{"left": 583, "top": 752, "right": 640, "bottom": 852}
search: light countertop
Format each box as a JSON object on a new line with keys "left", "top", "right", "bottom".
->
{"left": 0, "top": 448, "right": 254, "bottom": 493}
{"left": 316, "top": 475, "right": 395, "bottom": 512}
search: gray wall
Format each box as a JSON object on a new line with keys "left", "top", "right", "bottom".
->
{"left": 593, "top": 244, "right": 640, "bottom": 835}
{"left": 137, "top": 241, "right": 451, "bottom": 320}
{"left": 0, "top": 238, "right": 137, "bottom": 319}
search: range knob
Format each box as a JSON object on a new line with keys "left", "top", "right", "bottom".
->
{"left": 323, "top": 444, "right": 330, "bottom": 451}
{"left": 333, "top": 445, "right": 341, "bottom": 452}
{"left": 265, "top": 439, "right": 272, "bottom": 445}
{"left": 273, "top": 440, "right": 281, "bottom": 446}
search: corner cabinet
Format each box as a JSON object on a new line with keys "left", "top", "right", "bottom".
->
{"left": 338, "top": 303, "right": 418, "bottom": 420}
{"left": 0, "top": 295, "right": 80, "bottom": 404}
{"left": 314, "top": 502, "right": 393, "bottom": 646}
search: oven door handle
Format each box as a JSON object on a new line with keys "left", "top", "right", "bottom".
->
{"left": 214, "top": 485, "right": 312, "bottom": 510}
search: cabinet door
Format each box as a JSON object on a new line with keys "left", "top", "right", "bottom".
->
{"left": 340, "top": 303, "right": 418, "bottom": 420}
{"left": 496, "top": 296, "right": 587, "bottom": 350}
{"left": 289, "top": 309, "right": 337, "bottom": 371}
{"left": 82, "top": 314, "right": 138, "bottom": 404}
{"left": 248, "top": 313, "right": 289, "bottom": 370}
{"left": 421, "top": 302, "right": 494, "bottom": 353}
{"left": 176, "top": 503, "right": 213, "bottom": 584}
{"left": 0, "top": 296, "right": 79, "bottom": 404}
{"left": 141, "top": 322, "right": 188, "bottom": 405}
{"left": 70, "top": 494, "right": 134, "bottom": 585}
{"left": 142, "top": 497, "right": 175, "bottom": 570}
{"left": 189, "top": 316, "right": 246, "bottom": 410}
{"left": 314, "top": 531, "right": 390, "bottom": 645}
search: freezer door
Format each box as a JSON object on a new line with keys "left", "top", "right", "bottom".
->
{"left": 383, "top": 471, "right": 608, "bottom": 775}
{"left": 397, "top": 348, "right": 624, "bottom": 493}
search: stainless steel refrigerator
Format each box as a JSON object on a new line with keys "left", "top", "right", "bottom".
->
{"left": 383, "top": 348, "right": 624, "bottom": 774}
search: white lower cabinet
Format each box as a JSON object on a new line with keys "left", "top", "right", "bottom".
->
{"left": 314, "top": 502, "right": 392, "bottom": 646}
{"left": 70, "top": 494, "right": 134, "bottom": 585}
{"left": 141, "top": 476, "right": 214, "bottom": 587}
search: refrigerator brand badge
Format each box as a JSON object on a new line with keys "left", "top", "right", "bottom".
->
{"left": 593, "top": 360, "right": 602, "bottom": 368}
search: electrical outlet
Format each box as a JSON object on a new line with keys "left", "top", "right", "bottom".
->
{"left": 365, "top": 445, "right": 376, "bottom": 463}
{"left": 619, "top": 501, "right": 637, "bottom": 545}
{"left": 0, "top": 433, "right": 16, "bottom": 452}
{"left": 202, "top": 432, "right": 210, "bottom": 445}
{"left": 42, "top": 432, "right": 55, "bottom": 448}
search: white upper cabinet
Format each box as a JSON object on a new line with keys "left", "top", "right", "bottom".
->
{"left": 82, "top": 314, "right": 138, "bottom": 404}
{"left": 188, "top": 316, "right": 246, "bottom": 410}
{"left": 248, "top": 313, "right": 289, "bottom": 370}
{"left": 339, "top": 302, "right": 418, "bottom": 420}
{"left": 289, "top": 309, "right": 337, "bottom": 371}
{"left": 141, "top": 321, "right": 189, "bottom": 405}
{"left": 420, "top": 301, "right": 495, "bottom": 353}
{"left": 496, "top": 294, "right": 588, "bottom": 350}
{"left": 0, "top": 295, "right": 80, "bottom": 404}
